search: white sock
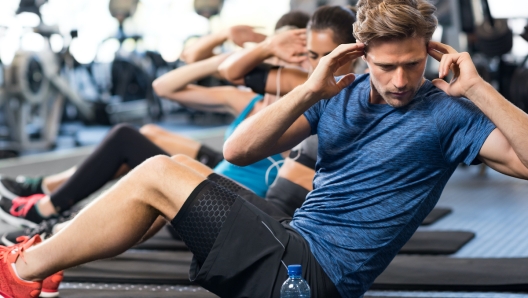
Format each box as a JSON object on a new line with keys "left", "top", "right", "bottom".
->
{"left": 11, "top": 263, "right": 33, "bottom": 283}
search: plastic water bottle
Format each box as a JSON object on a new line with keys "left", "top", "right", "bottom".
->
{"left": 280, "top": 264, "right": 311, "bottom": 298}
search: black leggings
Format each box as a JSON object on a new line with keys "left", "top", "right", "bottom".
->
{"left": 50, "top": 124, "right": 222, "bottom": 212}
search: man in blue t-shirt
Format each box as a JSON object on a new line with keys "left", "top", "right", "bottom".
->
{"left": 2, "top": 1, "right": 528, "bottom": 298}
{"left": 223, "top": 1, "right": 528, "bottom": 296}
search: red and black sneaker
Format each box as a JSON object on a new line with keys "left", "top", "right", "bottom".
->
{"left": 0, "top": 194, "right": 47, "bottom": 228}
{"left": 0, "top": 235, "right": 43, "bottom": 298}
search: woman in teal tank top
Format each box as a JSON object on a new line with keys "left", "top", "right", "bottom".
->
{"left": 214, "top": 95, "right": 284, "bottom": 196}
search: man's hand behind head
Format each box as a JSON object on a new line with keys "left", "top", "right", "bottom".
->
{"left": 303, "top": 43, "right": 365, "bottom": 101}
{"left": 267, "top": 29, "right": 307, "bottom": 64}
{"left": 228, "top": 25, "right": 267, "bottom": 47}
{"left": 428, "top": 41, "right": 484, "bottom": 99}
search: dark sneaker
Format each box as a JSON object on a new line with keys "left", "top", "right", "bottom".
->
{"left": 0, "top": 194, "right": 47, "bottom": 228}
{"left": 0, "top": 176, "right": 44, "bottom": 200}
{"left": 1, "top": 213, "right": 73, "bottom": 246}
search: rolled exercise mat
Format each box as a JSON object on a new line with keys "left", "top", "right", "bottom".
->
{"left": 64, "top": 251, "right": 193, "bottom": 285}
{"left": 372, "top": 256, "right": 528, "bottom": 291}
{"left": 134, "top": 227, "right": 188, "bottom": 251}
{"left": 399, "top": 231, "right": 474, "bottom": 255}
{"left": 421, "top": 207, "right": 452, "bottom": 226}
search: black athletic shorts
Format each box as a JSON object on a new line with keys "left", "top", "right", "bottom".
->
{"left": 174, "top": 179, "right": 339, "bottom": 298}
{"left": 266, "top": 177, "right": 309, "bottom": 217}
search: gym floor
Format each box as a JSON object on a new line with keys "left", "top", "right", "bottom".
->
{"left": 2, "top": 121, "right": 528, "bottom": 297}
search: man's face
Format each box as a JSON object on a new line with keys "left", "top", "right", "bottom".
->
{"left": 363, "top": 37, "right": 428, "bottom": 107}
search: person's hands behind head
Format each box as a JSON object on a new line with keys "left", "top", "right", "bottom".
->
{"left": 267, "top": 29, "right": 307, "bottom": 64}
{"left": 304, "top": 43, "right": 365, "bottom": 100}
{"left": 227, "top": 25, "right": 267, "bottom": 47}
{"left": 428, "top": 41, "right": 484, "bottom": 98}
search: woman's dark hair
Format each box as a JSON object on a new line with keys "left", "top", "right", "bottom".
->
{"left": 275, "top": 10, "right": 311, "bottom": 30}
{"left": 307, "top": 6, "right": 357, "bottom": 44}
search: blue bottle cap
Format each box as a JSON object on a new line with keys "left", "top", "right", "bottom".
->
{"left": 288, "top": 264, "right": 302, "bottom": 277}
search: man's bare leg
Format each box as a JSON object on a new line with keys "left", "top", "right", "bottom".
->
{"left": 136, "top": 155, "right": 215, "bottom": 243}
{"left": 14, "top": 155, "right": 206, "bottom": 281}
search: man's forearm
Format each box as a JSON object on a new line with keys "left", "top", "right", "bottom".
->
{"left": 180, "top": 31, "right": 227, "bottom": 63}
{"left": 224, "top": 85, "right": 317, "bottom": 165}
{"left": 153, "top": 54, "right": 230, "bottom": 97}
{"left": 219, "top": 42, "right": 273, "bottom": 82}
{"left": 467, "top": 81, "right": 528, "bottom": 167}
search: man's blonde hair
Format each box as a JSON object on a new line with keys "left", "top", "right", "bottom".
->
{"left": 353, "top": 0, "right": 437, "bottom": 45}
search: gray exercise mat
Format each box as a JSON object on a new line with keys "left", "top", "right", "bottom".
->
{"left": 399, "top": 231, "right": 474, "bottom": 255}
{"left": 59, "top": 285, "right": 217, "bottom": 298}
{"left": 421, "top": 207, "right": 452, "bottom": 225}
{"left": 372, "top": 256, "right": 528, "bottom": 291}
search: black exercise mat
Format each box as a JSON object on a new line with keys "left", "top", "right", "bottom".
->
{"left": 64, "top": 251, "right": 193, "bottom": 285}
{"left": 399, "top": 231, "right": 474, "bottom": 255}
{"left": 421, "top": 207, "right": 452, "bottom": 225}
{"left": 136, "top": 229, "right": 473, "bottom": 255}
{"left": 60, "top": 286, "right": 217, "bottom": 297}
{"left": 372, "top": 256, "right": 528, "bottom": 291}
{"left": 134, "top": 227, "right": 188, "bottom": 251}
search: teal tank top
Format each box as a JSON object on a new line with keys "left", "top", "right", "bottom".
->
{"left": 214, "top": 95, "right": 284, "bottom": 197}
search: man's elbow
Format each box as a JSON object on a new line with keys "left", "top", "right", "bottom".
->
{"left": 152, "top": 79, "right": 168, "bottom": 98}
{"left": 223, "top": 139, "right": 252, "bottom": 166}
{"left": 217, "top": 63, "right": 232, "bottom": 82}
{"left": 180, "top": 51, "right": 199, "bottom": 64}
{"left": 218, "top": 62, "right": 242, "bottom": 83}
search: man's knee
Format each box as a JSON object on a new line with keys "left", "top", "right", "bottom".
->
{"left": 139, "top": 124, "right": 162, "bottom": 138}
{"left": 138, "top": 155, "right": 176, "bottom": 175}
{"left": 170, "top": 154, "right": 214, "bottom": 177}
{"left": 170, "top": 154, "right": 193, "bottom": 164}
{"left": 138, "top": 155, "right": 204, "bottom": 181}
{"left": 104, "top": 123, "right": 139, "bottom": 145}
{"left": 130, "top": 155, "right": 203, "bottom": 218}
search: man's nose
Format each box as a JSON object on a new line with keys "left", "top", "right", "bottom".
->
{"left": 392, "top": 67, "right": 408, "bottom": 89}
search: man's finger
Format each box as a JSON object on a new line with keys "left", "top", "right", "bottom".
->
{"left": 291, "top": 29, "right": 307, "bottom": 35}
{"left": 326, "top": 43, "right": 365, "bottom": 63}
{"left": 439, "top": 54, "right": 462, "bottom": 79}
{"left": 254, "top": 33, "right": 267, "bottom": 41}
{"left": 427, "top": 48, "right": 443, "bottom": 62}
{"left": 431, "top": 78, "right": 449, "bottom": 94}
{"left": 335, "top": 52, "right": 361, "bottom": 70}
{"left": 428, "top": 41, "right": 458, "bottom": 55}
{"left": 336, "top": 73, "right": 356, "bottom": 90}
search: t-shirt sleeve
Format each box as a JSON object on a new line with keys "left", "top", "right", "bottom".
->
{"left": 304, "top": 101, "right": 324, "bottom": 135}
{"left": 434, "top": 96, "right": 496, "bottom": 166}
{"left": 304, "top": 77, "right": 343, "bottom": 135}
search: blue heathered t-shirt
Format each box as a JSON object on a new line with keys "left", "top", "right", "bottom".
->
{"left": 289, "top": 74, "right": 496, "bottom": 297}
